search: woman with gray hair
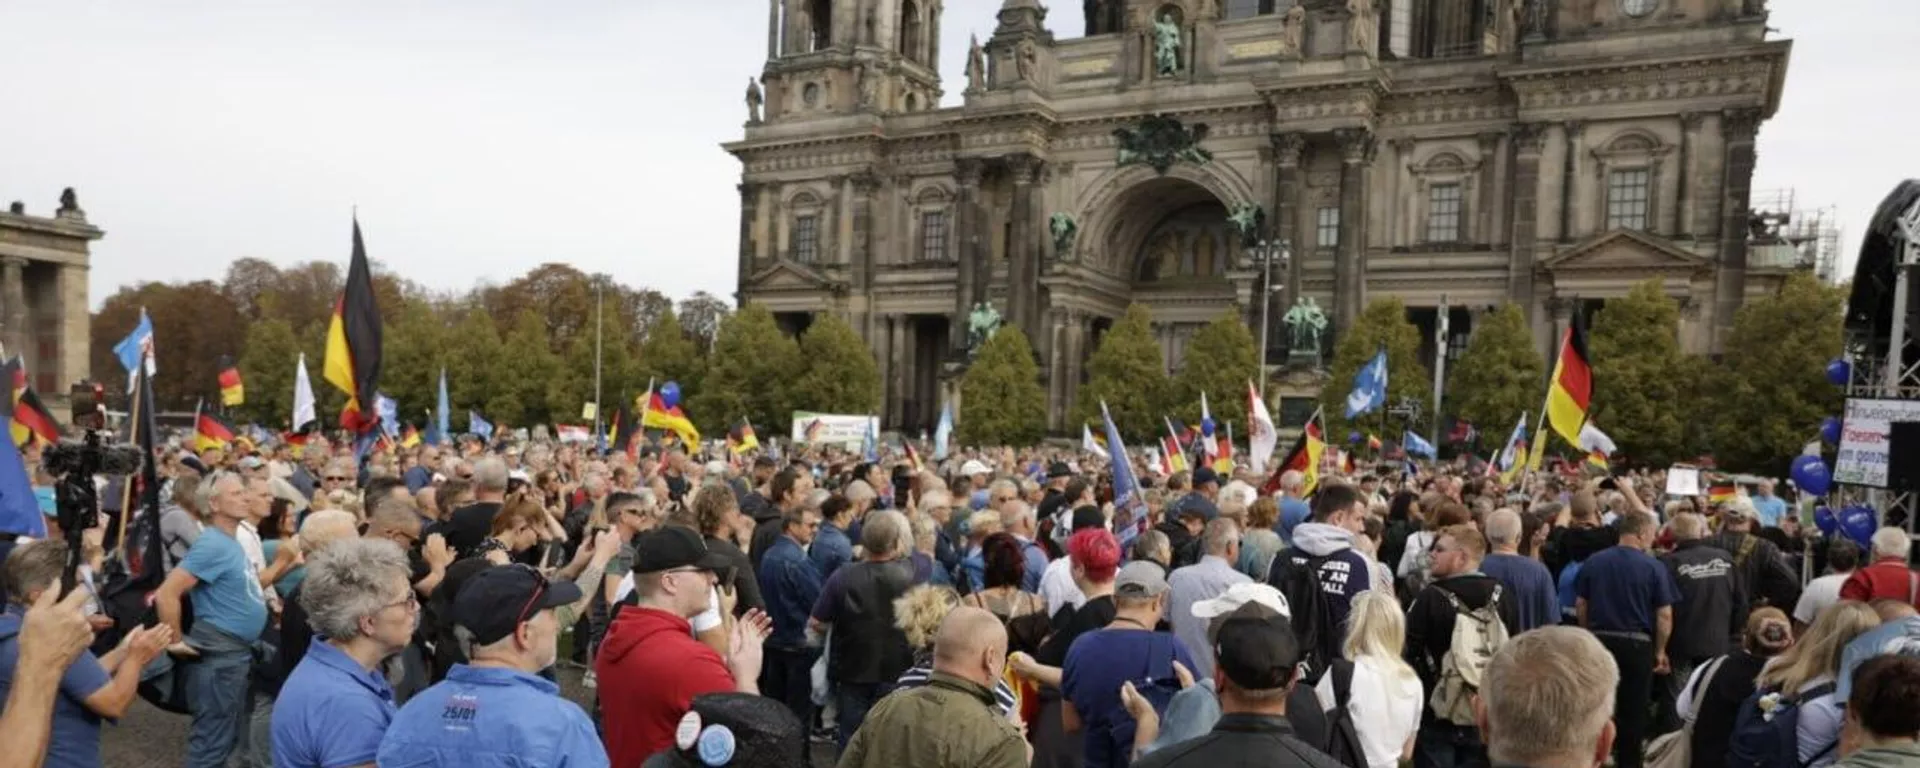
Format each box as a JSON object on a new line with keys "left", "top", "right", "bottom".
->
{"left": 269, "top": 538, "right": 416, "bottom": 768}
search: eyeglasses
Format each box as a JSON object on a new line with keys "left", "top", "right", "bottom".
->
{"left": 383, "top": 592, "right": 420, "bottom": 613}
{"left": 324, "top": 476, "right": 351, "bottom": 483}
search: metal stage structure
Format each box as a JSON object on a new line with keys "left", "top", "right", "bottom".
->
{"left": 1834, "top": 180, "right": 1920, "bottom": 531}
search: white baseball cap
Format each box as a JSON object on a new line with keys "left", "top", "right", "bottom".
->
{"left": 960, "top": 459, "right": 992, "bottom": 477}
{"left": 1191, "top": 582, "right": 1291, "bottom": 620}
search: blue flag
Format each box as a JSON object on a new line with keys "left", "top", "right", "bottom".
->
{"left": 0, "top": 405, "right": 45, "bottom": 538}
{"left": 862, "top": 418, "right": 878, "bottom": 463}
{"left": 1345, "top": 350, "right": 1388, "bottom": 419}
{"left": 1101, "top": 401, "right": 1144, "bottom": 548}
{"left": 112, "top": 308, "right": 157, "bottom": 391}
{"left": 470, "top": 410, "right": 493, "bottom": 441}
{"left": 375, "top": 392, "right": 399, "bottom": 438}
{"left": 1403, "top": 430, "right": 1436, "bottom": 459}
{"left": 435, "top": 368, "right": 450, "bottom": 446}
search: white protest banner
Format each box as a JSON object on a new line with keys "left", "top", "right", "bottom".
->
{"left": 790, "top": 411, "right": 879, "bottom": 449}
{"left": 1834, "top": 398, "right": 1920, "bottom": 488}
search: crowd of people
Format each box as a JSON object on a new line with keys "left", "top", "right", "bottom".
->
{"left": 0, "top": 431, "right": 1918, "bottom": 768}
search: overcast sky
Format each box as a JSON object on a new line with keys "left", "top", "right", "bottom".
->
{"left": 0, "top": 0, "right": 1911, "bottom": 310}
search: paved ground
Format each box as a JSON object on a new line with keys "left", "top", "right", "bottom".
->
{"left": 103, "top": 665, "right": 841, "bottom": 767}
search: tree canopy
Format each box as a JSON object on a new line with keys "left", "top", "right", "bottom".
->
{"left": 1073, "top": 303, "right": 1169, "bottom": 443}
{"left": 960, "top": 326, "right": 1047, "bottom": 446}
{"left": 1169, "top": 309, "right": 1261, "bottom": 432}
{"left": 790, "top": 314, "right": 882, "bottom": 417}
{"left": 1706, "top": 272, "right": 1847, "bottom": 473}
{"left": 1588, "top": 279, "right": 1688, "bottom": 466}
{"left": 1320, "top": 297, "right": 1431, "bottom": 442}
{"left": 1447, "top": 303, "right": 1545, "bottom": 435}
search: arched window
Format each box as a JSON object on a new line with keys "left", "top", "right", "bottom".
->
{"left": 899, "top": 0, "right": 923, "bottom": 62}
{"left": 810, "top": 0, "right": 832, "bottom": 51}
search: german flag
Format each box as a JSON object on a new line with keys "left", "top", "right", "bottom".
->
{"left": 1262, "top": 408, "right": 1325, "bottom": 497}
{"left": 1545, "top": 312, "right": 1594, "bottom": 448}
{"left": 4, "top": 357, "right": 60, "bottom": 449}
{"left": 902, "top": 439, "right": 923, "bottom": 472}
{"left": 1707, "top": 481, "right": 1738, "bottom": 505}
{"left": 324, "top": 220, "right": 384, "bottom": 434}
{"left": 1366, "top": 434, "right": 1383, "bottom": 452}
{"left": 727, "top": 418, "right": 759, "bottom": 455}
{"left": 607, "top": 408, "right": 633, "bottom": 454}
{"left": 194, "top": 408, "right": 237, "bottom": 452}
{"left": 218, "top": 356, "right": 244, "bottom": 406}
{"left": 400, "top": 423, "right": 421, "bottom": 449}
{"left": 641, "top": 390, "right": 700, "bottom": 446}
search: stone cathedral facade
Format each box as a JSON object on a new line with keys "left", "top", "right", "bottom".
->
{"left": 726, "top": 0, "right": 1794, "bottom": 433}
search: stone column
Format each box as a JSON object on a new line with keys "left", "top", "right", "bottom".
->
{"left": 1333, "top": 128, "right": 1374, "bottom": 334}
{"left": 1713, "top": 108, "right": 1762, "bottom": 351}
{"left": 1507, "top": 123, "right": 1548, "bottom": 310}
{"left": 1676, "top": 112, "right": 1704, "bottom": 237}
{"left": 952, "top": 158, "right": 984, "bottom": 354}
{"left": 768, "top": 0, "right": 781, "bottom": 57}
{"left": 850, "top": 172, "right": 878, "bottom": 339}
{"left": 1270, "top": 133, "right": 1307, "bottom": 337}
{"left": 888, "top": 315, "right": 909, "bottom": 427}
{"left": 737, "top": 183, "right": 759, "bottom": 284}
{"left": 1047, "top": 309, "right": 1069, "bottom": 432}
{"left": 58, "top": 264, "right": 87, "bottom": 399}
{"left": 1065, "top": 312, "right": 1088, "bottom": 426}
{"left": 1477, "top": 132, "right": 1501, "bottom": 244}
{"left": 1558, "top": 120, "right": 1584, "bottom": 241}
{"left": 1007, "top": 154, "right": 1041, "bottom": 342}
{"left": 0, "top": 257, "right": 25, "bottom": 359}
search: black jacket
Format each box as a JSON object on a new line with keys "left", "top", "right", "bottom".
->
{"left": 1703, "top": 530, "right": 1800, "bottom": 611}
{"left": 1158, "top": 519, "right": 1201, "bottom": 571}
{"left": 1544, "top": 524, "right": 1618, "bottom": 581}
{"left": 1660, "top": 541, "right": 1744, "bottom": 661}
{"left": 1131, "top": 713, "right": 1346, "bottom": 768}
{"left": 1405, "top": 573, "right": 1522, "bottom": 691}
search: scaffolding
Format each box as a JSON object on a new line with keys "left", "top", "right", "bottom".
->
{"left": 1749, "top": 189, "right": 1845, "bottom": 283}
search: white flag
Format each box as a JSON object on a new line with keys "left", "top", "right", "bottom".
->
{"left": 292, "top": 353, "right": 317, "bottom": 432}
{"left": 1082, "top": 424, "right": 1101, "bottom": 454}
{"left": 1577, "top": 422, "right": 1617, "bottom": 457}
{"left": 1246, "top": 380, "right": 1278, "bottom": 474}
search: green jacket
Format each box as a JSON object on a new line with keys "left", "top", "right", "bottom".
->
{"left": 1836, "top": 743, "right": 1920, "bottom": 768}
{"left": 838, "top": 672, "right": 1027, "bottom": 768}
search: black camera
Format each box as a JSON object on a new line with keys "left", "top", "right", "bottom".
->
{"left": 41, "top": 431, "right": 146, "bottom": 591}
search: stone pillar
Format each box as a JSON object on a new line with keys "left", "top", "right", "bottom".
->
{"left": 768, "top": 0, "right": 781, "bottom": 57}
{"left": 952, "top": 158, "right": 984, "bottom": 354}
{"left": 0, "top": 257, "right": 26, "bottom": 359}
{"left": 1714, "top": 108, "right": 1762, "bottom": 352}
{"left": 1007, "top": 154, "right": 1041, "bottom": 342}
{"left": 850, "top": 173, "right": 877, "bottom": 338}
{"left": 58, "top": 264, "right": 87, "bottom": 399}
{"left": 737, "top": 183, "right": 759, "bottom": 285}
{"left": 1065, "top": 312, "right": 1088, "bottom": 427}
{"left": 1676, "top": 112, "right": 1704, "bottom": 237}
{"left": 1508, "top": 123, "right": 1548, "bottom": 309}
{"left": 834, "top": 175, "right": 854, "bottom": 265}
{"left": 1270, "top": 133, "right": 1306, "bottom": 338}
{"left": 1047, "top": 309, "right": 1068, "bottom": 432}
{"left": 1333, "top": 128, "right": 1374, "bottom": 334}
{"left": 1558, "top": 120, "right": 1584, "bottom": 241}
{"left": 888, "top": 315, "right": 908, "bottom": 427}
{"left": 1477, "top": 132, "right": 1501, "bottom": 244}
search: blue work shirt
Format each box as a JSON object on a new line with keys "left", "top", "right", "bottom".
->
{"left": 758, "top": 535, "right": 825, "bottom": 650}
{"left": 377, "top": 664, "right": 606, "bottom": 768}
{"left": 272, "top": 637, "right": 396, "bottom": 768}
{"left": 1481, "top": 553, "right": 1560, "bottom": 633}
{"left": 1575, "top": 545, "right": 1679, "bottom": 636}
{"left": 180, "top": 526, "right": 268, "bottom": 640}
{"left": 1016, "top": 536, "right": 1048, "bottom": 593}
{"left": 810, "top": 521, "right": 854, "bottom": 581}
{"left": 0, "top": 608, "right": 113, "bottom": 768}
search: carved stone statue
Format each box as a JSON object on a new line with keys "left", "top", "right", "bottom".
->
{"left": 56, "top": 188, "right": 79, "bottom": 216}
{"left": 864, "top": 5, "right": 878, "bottom": 44}
{"left": 1015, "top": 40, "right": 1037, "bottom": 81}
{"left": 967, "top": 302, "right": 1003, "bottom": 352}
{"left": 966, "top": 34, "right": 987, "bottom": 92}
{"left": 1152, "top": 13, "right": 1182, "bottom": 76}
{"left": 1348, "top": 0, "right": 1377, "bottom": 53}
{"left": 1283, "top": 4, "right": 1306, "bottom": 54}
{"left": 745, "top": 77, "right": 764, "bottom": 124}
{"left": 1284, "top": 297, "right": 1329, "bottom": 361}
{"left": 1049, "top": 213, "right": 1078, "bottom": 259}
{"left": 1227, "top": 203, "right": 1265, "bottom": 248}
{"left": 857, "top": 64, "right": 879, "bottom": 108}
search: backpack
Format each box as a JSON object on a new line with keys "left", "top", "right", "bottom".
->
{"left": 1400, "top": 532, "right": 1436, "bottom": 599}
{"left": 1285, "top": 658, "right": 1369, "bottom": 768}
{"left": 1268, "top": 551, "right": 1340, "bottom": 682}
{"left": 1726, "top": 681, "right": 1838, "bottom": 768}
{"left": 1429, "top": 584, "right": 1508, "bottom": 726}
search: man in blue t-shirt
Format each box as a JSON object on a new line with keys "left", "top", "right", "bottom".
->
{"left": 0, "top": 540, "right": 174, "bottom": 768}
{"left": 1750, "top": 479, "right": 1789, "bottom": 528}
{"left": 156, "top": 470, "right": 270, "bottom": 768}
{"left": 1574, "top": 511, "right": 1678, "bottom": 768}
{"left": 1062, "top": 561, "right": 1197, "bottom": 768}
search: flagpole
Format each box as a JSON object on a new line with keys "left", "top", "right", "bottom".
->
{"left": 592, "top": 276, "right": 604, "bottom": 450}
{"left": 1430, "top": 294, "right": 1449, "bottom": 454}
{"left": 111, "top": 351, "right": 146, "bottom": 559}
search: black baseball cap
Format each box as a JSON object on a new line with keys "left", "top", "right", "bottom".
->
{"left": 1191, "top": 466, "right": 1220, "bottom": 487}
{"left": 655, "top": 693, "right": 805, "bottom": 768}
{"left": 1070, "top": 505, "right": 1106, "bottom": 532}
{"left": 1214, "top": 602, "right": 1298, "bottom": 693}
{"left": 454, "top": 565, "right": 584, "bottom": 646}
{"left": 1048, "top": 462, "right": 1074, "bottom": 479}
{"left": 633, "top": 526, "right": 735, "bottom": 575}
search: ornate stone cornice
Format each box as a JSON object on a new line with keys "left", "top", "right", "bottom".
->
{"left": 1007, "top": 154, "right": 1039, "bottom": 185}
{"left": 1722, "top": 107, "right": 1763, "bottom": 141}
{"left": 1680, "top": 111, "right": 1707, "bottom": 132}
{"left": 1335, "top": 128, "right": 1375, "bottom": 165}
{"left": 954, "top": 157, "right": 984, "bottom": 187}
{"left": 1503, "top": 55, "right": 1783, "bottom": 112}
{"left": 1271, "top": 133, "right": 1307, "bottom": 167}
{"left": 1512, "top": 122, "right": 1549, "bottom": 155}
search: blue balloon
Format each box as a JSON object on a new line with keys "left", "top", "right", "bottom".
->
{"left": 1820, "top": 416, "right": 1843, "bottom": 445}
{"left": 1791, "top": 454, "right": 1833, "bottom": 498}
{"left": 1813, "top": 505, "right": 1839, "bottom": 536}
{"left": 660, "top": 381, "right": 682, "bottom": 410}
{"left": 1349, "top": 431, "right": 1363, "bottom": 445}
{"left": 1826, "top": 359, "right": 1851, "bottom": 387}
{"left": 1840, "top": 505, "right": 1878, "bottom": 549}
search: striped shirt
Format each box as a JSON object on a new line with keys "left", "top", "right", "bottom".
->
{"left": 895, "top": 664, "right": 1018, "bottom": 717}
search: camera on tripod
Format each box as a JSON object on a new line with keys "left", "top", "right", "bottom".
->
{"left": 41, "top": 431, "right": 145, "bottom": 591}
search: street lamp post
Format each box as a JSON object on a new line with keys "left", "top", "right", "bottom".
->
{"left": 1431, "top": 294, "right": 1449, "bottom": 452}
{"left": 1251, "top": 239, "right": 1292, "bottom": 401}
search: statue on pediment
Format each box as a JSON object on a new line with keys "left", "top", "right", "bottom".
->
{"left": 1049, "top": 213, "right": 1078, "bottom": 260}
{"left": 1284, "top": 297, "right": 1328, "bottom": 362}
{"left": 1152, "top": 13, "right": 1183, "bottom": 76}
{"left": 1113, "top": 114, "right": 1212, "bottom": 176}
{"left": 966, "top": 35, "right": 987, "bottom": 92}
{"left": 967, "top": 302, "right": 1003, "bottom": 353}
{"left": 745, "top": 78, "right": 764, "bottom": 124}
{"left": 1283, "top": 4, "right": 1307, "bottom": 54}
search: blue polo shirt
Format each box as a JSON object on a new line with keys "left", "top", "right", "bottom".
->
{"left": 1062, "top": 628, "right": 1198, "bottom": 768}
{"left": 180, "top": 526, "right": 268, "bottom": 640}
{"left": 272, "top": 638, "right": 396, "bottom": 768}
{"left": 1575, "top": 544, "right": 1679, "bottom": 636}
{"left": 0, "top": 608, "right": 113, "bottom": 768}
{"left": 377, "top": 664, "right": 606, "bottom": 768}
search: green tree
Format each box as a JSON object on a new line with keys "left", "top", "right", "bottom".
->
{"left": 380, "top": 298, "right": 452, "bottom": 422}
{"left": 791, "top": 314, "right": 881, "bottom": 417}
{"left": 548, "top": 331, "right": 641, "bottom": 428}
{"left": 486, "top": 310, "right": 560, "bottom": 427}
{"left": 236, "top": 319, "right": 300, "bottom": 428}
{"left": 1169, "top": 310, "right": 1260, "bottom": 431}
{"left": 690, "top": 303, "right": 799, "bottom": 435}
{"left": 1707, "top": 272, "right": 1846, "bottom": 473}
{"left": 1321, "top": 297, "right": 1431, "bottom": 442}
{"left": 1447, "top": 304, "right": 1545, "bottom": 435}
{"left": 960, "top": 326, "right": 1047, "bottom": 445}
{"left": 636, "top": 307, "right": 706, "bottom": 400}
{"left": 1589, "top": 279, "right": 1688, "bottom": 466}
{"left": 444, "top": 308, "right": 503, "bottom": 431}
{"left": 1074, "top": 304, "right": 1169, "bottom": 443}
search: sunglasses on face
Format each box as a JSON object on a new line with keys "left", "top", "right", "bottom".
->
{"left": 325, "top": 476, "right": 351, "bottom": 483}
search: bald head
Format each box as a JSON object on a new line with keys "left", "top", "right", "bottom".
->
{"left": 932, "top": 606, "right": 1008, "bottom": 687}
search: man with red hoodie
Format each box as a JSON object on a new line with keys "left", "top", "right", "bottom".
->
{"left": 1840, "top": 526, "right": 1919, "bottom": 607}
{"left": 598, "top": 526, "right": 771, "bottom": 766}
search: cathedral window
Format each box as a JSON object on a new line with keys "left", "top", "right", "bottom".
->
{"left": 1224, "top": 0, "right": 1288, "bottom": 19}
{"left": 919, "top": 211, "right": 948, "bottom": 262}
{"left": 1316, "top": 207, "right": 1342, "bottom": 249}
{"left": 899, "top": 0, "right": 923, "bottom": 62}
{"left": 809, "top": 0, "right": 832, "bottom": 51}
{"left": 793, "top": 215, "right": 820, "bottom": 263}
{"left": 1426, "top": 183, "right": 1464, "bottom": 242}
{"left": 1606, "top": 168, "right": 1651, "bottom": 231}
